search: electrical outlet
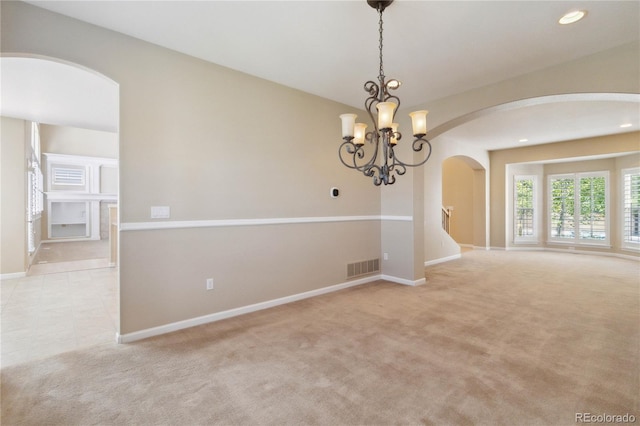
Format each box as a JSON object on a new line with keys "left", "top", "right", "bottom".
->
{"left": 206, "top": 278, "right": 214, "bottom": 290}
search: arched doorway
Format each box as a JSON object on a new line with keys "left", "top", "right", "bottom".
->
{"left": 0, "top": 55, "right": 120, "bottom": 365}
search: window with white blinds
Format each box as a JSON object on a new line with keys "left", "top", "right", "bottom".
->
{"left": 622, "top": 167, "right": 640, "bottom": 249}
{"left": 548, "top": 172, "right": 609, "bottom": 245}
{"left": 52, "top": 167, "right": 85, "bottom": 186}
{"left": 27, "top": 122, "right": 43, "bottom": 254}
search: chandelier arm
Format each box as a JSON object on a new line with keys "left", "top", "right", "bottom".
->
{"left": 410, "top": 137, "right": 433, "bottom": 167}
{"left": 364, "top": 83, "right": 381, "bottom": 135}
{"left": 338, "top": 140, "right": 367, "bottom": 170}
{"left": 383, "top": 93, "right": 401, "bottom": 114}
{"left": 359, "top": 162, "right": 383, "bottom": 186}
{"left": 364, "top": 80, "right": 379, "bottom": 98}
{"left": 388, "top": 152, "right": 407, "bottom": 176}
{"left": 338, "top": 134, "right": 383, "bottom": 173}
{"left": 389, "top": 137, "right": 433, "bottom": 169}
{"left": 363, "top": 132, "right": 381, "bottom": 169}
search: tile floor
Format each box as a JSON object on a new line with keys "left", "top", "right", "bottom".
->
{"left": 1, "top": 267, "right": 118, "bottom": 367}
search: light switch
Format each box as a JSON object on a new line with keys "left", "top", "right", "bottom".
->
{"left": 150, "top": 206, "right": 170, "bottom": 219}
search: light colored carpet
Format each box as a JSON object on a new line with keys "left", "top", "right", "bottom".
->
{"left": 33, "top": 240, "right": 109, "bottom": 264}
{"left": 2, "top": 250, "right": 638, "bottom": 425}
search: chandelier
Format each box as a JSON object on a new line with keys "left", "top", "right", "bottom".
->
{"left": 339, "top": 0, "right": 431, "bottom": 186}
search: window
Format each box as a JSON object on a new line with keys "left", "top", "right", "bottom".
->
{"left": 548, "top": 172, "right": 609, "bottom": 245}
{"left": 579, "top": 175, "right": 607, "bottom": 241}
{"left": 52, "top": 166, "right": 85, "bottom": 186}
{"left": 622, "top": 167, "right": 640, "bottom": 250}
{"left": 514, "top": 176, "right": 536, "bottom": 242}
{"left": 27, "top": 122, "right": 43, "bottom": 254}
{"left": 550, "top": 175, "right": 575, "bottom": 240}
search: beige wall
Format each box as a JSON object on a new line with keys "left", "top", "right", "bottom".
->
{"left": 1, "top": 2, "right": 381, "bottom": 334}
{"left": 40, "top": 124, "right": 118, "bottom": 159}
{"left": 1, "top": 117, "right": 27, "bottom": 275}
{"left": 442, "top": 157, "right": 474, "bottom": 245}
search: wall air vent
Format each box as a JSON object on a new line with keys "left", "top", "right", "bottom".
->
{"left": 347, "top": 258, "right": 380, "bottom": 279}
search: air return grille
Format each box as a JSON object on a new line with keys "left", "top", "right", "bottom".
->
{"left": 347, "top": 258, "right": 380, "bottom": 279}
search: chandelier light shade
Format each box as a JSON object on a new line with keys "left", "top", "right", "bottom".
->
{"left": 339, "top": 0, "right": 432, "bottom": 186}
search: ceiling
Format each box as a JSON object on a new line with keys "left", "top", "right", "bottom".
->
{"left": 4, "top": 0, "right": 640, "bottom": 151}
{"left": 1, "top": 56, "right": 119, "bottom": 133}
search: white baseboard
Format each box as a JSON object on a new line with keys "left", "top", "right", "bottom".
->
{"left": 506, "top": 246, "right": 545, "bottom": 251}
{"left": 117, "top": 274, "right": 382, "bottom": 343}
{"left": 381, "top": 275, "right": 426, "bottom": 286}
{"left": 424, "top": 253, "right": 461, "bottom": 267}
{"left": 0, "top": 271, "right": 27, "bottom": 280}
{"left": 116, "top": 271, "right": 431, "bottom": 343}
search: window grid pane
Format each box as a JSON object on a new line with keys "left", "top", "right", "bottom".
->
{"left": 515, "top": 179, "right": 534, "bottom": 237}
{"left": 550, "top": 178, "right": 575, "bottom": 239}
{"left": 579, "top": 176, "right": 606, "bottom": 241}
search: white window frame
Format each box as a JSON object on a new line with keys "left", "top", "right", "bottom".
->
{"left": 27, "top": 122, "right": 43, "bottom": 254}
{"left": 621, "top": 167, "right": 640, "bottom": 251}
{"left": 51, "top": 166, "right": 86, "bottom": 186}
{"left": 548, "top": 171, "right": 610, "bottom": 247}
{"left": 513, "top": 175, "right": 538, "bottom": 243}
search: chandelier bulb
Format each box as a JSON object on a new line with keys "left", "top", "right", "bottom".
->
{"left": 390, "top": 123, "right": 399, "bottom": 145}
{"left": 409, "top": 110, "right": 429, "bottom": 137}
{"left": 376, "top": 102, "right": 397, "bottom": 130}
{"left": 387, "top": 79, "right": 401, "bottom": 90}
{"left": 339, "top": 113, "right": 357, "bottom": 138}
{"left": 354, "top": 123, "right": 368, "bottom": 145}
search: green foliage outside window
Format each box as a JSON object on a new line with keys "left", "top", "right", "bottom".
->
{"left": 551, "top": 178, "right": 574, "bottom": 238}
{"left": 515, "top": 179, "right": 534, "bottom": 237}
{"left": 579, "top": 176, "right": 606, "bottom": 240}
{"left": 550, "top": 173, "right": 607, "bottom": 241}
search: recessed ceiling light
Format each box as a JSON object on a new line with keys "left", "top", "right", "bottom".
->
{"left": 620, "top": 123, "right": 633, "bottom": 128}
{"left": 519, "top": 138, "right": 529, "bottom": 143}
{"left": 559, "top": 10, "right": 587, "bottom": 25}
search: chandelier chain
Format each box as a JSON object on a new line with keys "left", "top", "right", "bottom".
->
{"left": 378, "top": 5, "right": 384, "bottom": 81}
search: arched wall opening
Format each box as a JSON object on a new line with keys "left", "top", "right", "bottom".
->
{"left": 423, "top": 92, "right": 638, "bottom": 263}
{"left": 0, "top": 55, "right": 121, "bottom": 348}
